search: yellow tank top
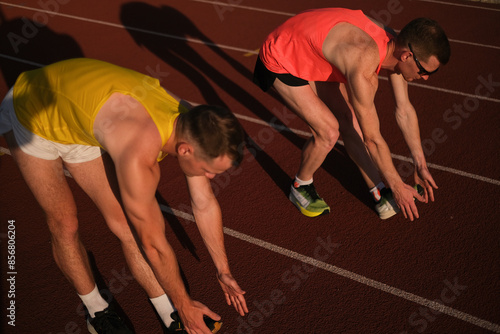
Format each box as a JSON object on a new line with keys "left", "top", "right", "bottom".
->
{"left": 13, "top": 58, "right": 188, "bottom": 160}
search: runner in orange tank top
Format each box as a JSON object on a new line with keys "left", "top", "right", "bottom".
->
{"left": 254, "top": 8, "right": 450, "bottom": 220}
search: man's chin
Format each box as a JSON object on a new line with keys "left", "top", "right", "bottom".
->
{"left": 401, "top": 74, "right": 413, "bottom": 82}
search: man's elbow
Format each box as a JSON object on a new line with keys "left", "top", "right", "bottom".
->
{"left": 363, "top": 136, "right": 384, "bottom": 153}
{"left": 363, "top": 136, "right": 377, "bottom": 149}
{"left": 140, "top": 237, "right": 163, "bottom": 264}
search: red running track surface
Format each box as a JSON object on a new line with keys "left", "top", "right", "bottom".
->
{"left": 1, "top": 0, "right": 499, "bottom": 333}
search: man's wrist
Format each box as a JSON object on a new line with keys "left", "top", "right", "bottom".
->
{"left": 411, "top": 151, "right": 427, "bottom": 169}
{"left": 171, "top": 292, "right": 193, "bottom": 310}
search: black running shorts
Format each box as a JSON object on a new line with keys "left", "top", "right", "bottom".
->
{"left": 252, "top": 57, "right": 308, "bottom": 92}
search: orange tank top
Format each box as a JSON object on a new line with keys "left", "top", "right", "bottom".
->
{"left": 259, "top": 8, "right": 394, "bottom": 83}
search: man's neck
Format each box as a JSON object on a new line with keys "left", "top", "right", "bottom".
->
{"left": 162, "top": 117, "right": 179, "bottom": 156}
{"left": 381, "top": 39, "right": 399, "bottom": 72}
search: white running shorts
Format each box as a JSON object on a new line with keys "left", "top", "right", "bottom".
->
{"left": 0, "top": 87, "right": 102, "bottom": 163}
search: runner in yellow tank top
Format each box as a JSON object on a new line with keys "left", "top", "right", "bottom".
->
{"left": 13, "top": 58, "right": 184, "bottom": 159}
{"left": 1, "top": 58, "right": 249, "bottom": 334}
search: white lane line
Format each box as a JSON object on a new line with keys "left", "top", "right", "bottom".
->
{"left": 191, "top": 0, "right": 295, "bottom": 16}
{"left": 390, "top": 153, "right": 500, "bottom": 186}
{"left": 234, "top": 113, "right": 312, "bottom": 137}
{"left": 194, "top": 0, "right": 500, "bottom": 13}
{"left": 0, "top": 54, "right": 44, "bottom": 68}
{"left": 450, "top": 38, "right": 500, "bottom": 51}
{"left": 152, "top": 202, "right": 500, "bottom": 332}
{"left": 380, "top": 76, "right": 500, "bottom": 104}
{"left": 193, "top": 0, "right": 500, "bottom": 13}
{"left": 0, "top": 146, "right": 11, "bottom": 155}
{"left": 234, "top": 114, "right": 500, "bottom": 187}
{"left": 223, "top": 227, "right": 500, "bottom": 333}
{"left": 416, "top": 0, "right": 500, "bottom": 12}
{"left": 150, "top": 202, "right": 500, "bottom": 333}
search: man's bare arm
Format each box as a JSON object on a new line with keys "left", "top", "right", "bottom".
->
{"left": 333, "top": 35, "right": 421, "bottom": 220}
{"left": 389, "top": 72, "right": 438, "bottom": 201}
{"left": 94, "top": 96, "right": 218, "bottom": 333}
{"left": 186, "top": 175, "right": 248, "bottom": 316}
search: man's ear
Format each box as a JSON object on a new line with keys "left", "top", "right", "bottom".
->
{"left": 176, "top": 142, "right": 194, "bottom": 157}
{"left": 401, "top": 49, "right": 412, "bottom": 62}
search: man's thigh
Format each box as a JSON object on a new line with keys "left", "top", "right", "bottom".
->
{"left": 64, "top": 154, "right": 132, "bottom": 240}
{"left": 272, "top": 79, "right": 339, "bottom": 134}
{"left": 4, "top": 130, "right": 78, "bottom": 226}
{"left": 313, "top": 81, "right": 364, "bottom": 138}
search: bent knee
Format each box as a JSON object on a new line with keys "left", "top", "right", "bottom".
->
{"left": 313, "top": 126, "right": 340, "bottom": 151}
{"left": 46, "top": 214, "right": 80, "bottom": 241}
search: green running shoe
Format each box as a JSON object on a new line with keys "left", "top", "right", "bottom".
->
{"left": 289, "top": 183, "right": 330, "bottom": 217}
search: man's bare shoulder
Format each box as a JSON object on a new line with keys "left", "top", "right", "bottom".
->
{"left": 93, "top": 93, "right": 161, "bottom": 160}
{"left": 323, "top": 23, "right": 380, "bottom": 76}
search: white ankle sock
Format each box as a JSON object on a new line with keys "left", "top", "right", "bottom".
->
{"left": 293, "top": 176, "right": 313, "bottom": 188}
{"left": 78, "top": 285, "right": 109, "bottom": 318}
{"left": 150, "top": 294, "right": 176, "bottom": 327}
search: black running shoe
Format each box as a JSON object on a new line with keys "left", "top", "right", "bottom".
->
{"left": 87, "top": 307, "right": 133, "bottom": 334}
{"left": 165, "top": 312, "right": 222, "bottom": 333}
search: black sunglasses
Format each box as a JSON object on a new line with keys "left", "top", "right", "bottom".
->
{"left": 408, "top": 43, "right": 439, "bottom": 76}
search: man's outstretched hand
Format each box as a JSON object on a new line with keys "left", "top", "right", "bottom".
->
{"left": 414, "top": 166, "right": 438, "bottom": 202}
{"left": 217, "top": 272, "right": 248, "bottom": 316}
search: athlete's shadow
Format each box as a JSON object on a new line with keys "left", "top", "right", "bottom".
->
{"left": 0, "top": 8, "right": 84, "bottom": 87}
{"left": 0, "top": 8, "right": 84, "bottom": 169}
{"left": 120, "top": 3, "right": 301, "bottom": 195}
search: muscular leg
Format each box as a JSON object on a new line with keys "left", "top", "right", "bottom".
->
{"left": 272, "top": 79, "right": 340, "bottom": 181}
{"left": 313, "top": 81, "right": 383, "bottom": 189}
{"left": 64, "top": 153, "right": 165, "bottom": 299}
{"left": 4, "top": 131, "right": 95, "bottom": 295}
